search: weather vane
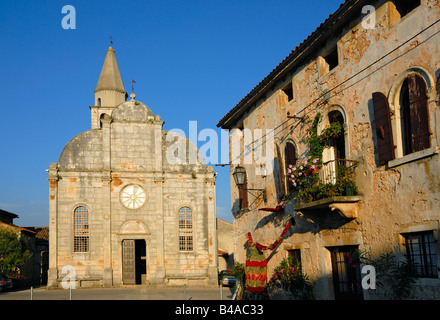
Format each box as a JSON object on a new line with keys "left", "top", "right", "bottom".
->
{"left": 110, "top": 34, "right": 113, "bottom": 46}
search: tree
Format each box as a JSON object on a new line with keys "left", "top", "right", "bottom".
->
{"left": 0, "top": 228, "right": 32, "bottom": 275}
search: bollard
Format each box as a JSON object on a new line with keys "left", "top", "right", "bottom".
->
{"left": 220, "top": 283, "right": 223, "bottom": 300}
{"left": 184, "top": 284, "right": 186, "bottom": 300}
{"left": 69, "top": 286, "right": 72, "bottom": 300}
{"left": 30, "top": 286, "right": 33, "bottom": 300}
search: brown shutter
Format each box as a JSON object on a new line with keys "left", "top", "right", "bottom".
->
{"left": 372, "top": 92, "right": 395, "bottom": 164}
{"left": 284, "top": 142, "right": 297, "bottom": 192}
{"left": 276, "top": 144, "right": 286, "bottom": 195}
{"left": 407, "top": 74, "right": 430, "bottom": 152}
{"left": 239, "top": 173, "right": 248, "bottom": 209}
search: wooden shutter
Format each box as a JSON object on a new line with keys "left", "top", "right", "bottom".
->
{"left": 372, "top": 92, "right": 395, "bottom": 164}
{"left": 407, "top": 74, "right": 430, "bottom": 152}
{"left": 284, "top": 142, "right": 297, "bottom": 191}
{"left": 276, "top": 144, "right": 286, "bottom": 195}
{"left": 239, "top": 173, "right": 248, "bottom": 209}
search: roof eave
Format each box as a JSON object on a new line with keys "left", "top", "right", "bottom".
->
{"left": 217, "top": 0, "right": 367, "bottom": 129}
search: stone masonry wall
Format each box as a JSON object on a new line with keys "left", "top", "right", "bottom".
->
{"left": 229, "top": 0, "right": 440, "bottom": 299}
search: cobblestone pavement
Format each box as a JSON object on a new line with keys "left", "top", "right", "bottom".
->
{"left": 0, "top": 285, "right": 235, "bottom": 300}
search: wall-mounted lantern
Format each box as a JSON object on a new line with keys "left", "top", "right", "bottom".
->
{"left": 232, "top": 165, "right": 267, "bottom": 203}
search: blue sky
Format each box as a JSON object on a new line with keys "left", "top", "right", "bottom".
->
{"left": 0, "top": 0, "right": 343, "bottom": 226}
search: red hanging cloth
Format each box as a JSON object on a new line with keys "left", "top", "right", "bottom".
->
{"left": 258, "top": 205, "right": 284, "bottom": 212}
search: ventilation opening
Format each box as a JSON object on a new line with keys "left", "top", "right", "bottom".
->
{"left": 393, "top": 0, "right": 420, "bottom": 18}
{"left": 281, "top": 83, "right": 293, "bottom": 105}
{"left": 323, "top": 47, "right": 338, "bottom": 72}
{"left": 319, "top": 46, "right": 339, "bottom": 77}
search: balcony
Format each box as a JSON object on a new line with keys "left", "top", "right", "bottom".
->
{"left": 289, "top": 159, "right": 362, "bottom": 218}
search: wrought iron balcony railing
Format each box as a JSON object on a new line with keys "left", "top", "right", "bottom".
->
{"left": 293, "top": 158, "right": 358, "bottom": 204}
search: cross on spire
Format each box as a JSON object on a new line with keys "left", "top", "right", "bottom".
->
{"left": 110, "top": 34, "right": 113, "bottom": 46}
{"left": 130, "top": 78, "right": 136, "bottom": 93}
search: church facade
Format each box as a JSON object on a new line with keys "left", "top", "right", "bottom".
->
{"left": 47, "top": 47, "right": 218, "bottom": 288}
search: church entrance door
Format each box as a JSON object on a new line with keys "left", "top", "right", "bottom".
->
{"left": 122, "top": 239, "right": 146, "bottom": 285}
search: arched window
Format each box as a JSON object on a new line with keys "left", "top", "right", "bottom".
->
{"left": 100, "top": 113, "right": 110, "bottom": 128}
{"left": 178, "top": 207, "right": 193, "bottom": 252}
{"left": 321, "top": 109, "right": 346, "bottom": 184}
{"left": 372, "top": 71, "right": 431, "bottom": 164}
{"left": 97, "top": 98, "right": 102, "bottom": 106}
{"left": 74, "top": 206, "right": 89, "bottom": 252}
{"left": 328, "top": 110, "right": 346, "bottom": 159}
{"left": 399, "top": 74, "right": 430, "bottom": 155}
{"left": 275, "top": 141, "right": 298, "bottom": 196}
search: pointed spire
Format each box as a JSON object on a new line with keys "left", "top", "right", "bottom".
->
{"left": 94, "top": 46, "right": 126, "bottom": 94}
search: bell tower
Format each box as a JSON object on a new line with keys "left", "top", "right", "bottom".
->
{"left": 90, "top": 46, "right": 127, "bottom": 129}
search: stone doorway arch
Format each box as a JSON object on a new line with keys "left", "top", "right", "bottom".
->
{"left": 117, "top": 220, "right": 150, "bottom": 285}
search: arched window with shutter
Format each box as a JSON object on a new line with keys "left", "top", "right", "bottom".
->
{"left": 400, "top": 74, "right": 430, "bottom": 155}
{"left": 372, "top": 92, "right": 395, "bottom": 164}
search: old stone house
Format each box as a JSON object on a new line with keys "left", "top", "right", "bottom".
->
{"left": 47, "top": 46, "right": 217, "bottom": 288}
{"left": 218, "top": 0, "right": 440, "bottom": 299}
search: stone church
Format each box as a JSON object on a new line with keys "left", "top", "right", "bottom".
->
{"left": 47, "top": 46, "right": 217, "bottom": 288}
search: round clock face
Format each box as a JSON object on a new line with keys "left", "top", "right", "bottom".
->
{"left": 120, "top": 185, "right": 146, "bottom": 209}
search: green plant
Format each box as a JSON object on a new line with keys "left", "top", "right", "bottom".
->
{"left": 364, "top": 252, "right": 416, "bottom": 300}
{"left": 228, "top": 262, "right": 246, "bottom": 300}
{"left": 228, "top": 262, "right": 245, "bottom": 284}
{"left": 288, "top": 162, "right": 358, "bottom": 204}
{"left": 286, "top": 113, "right": 358, "bottom": 204}
{"left": 287, "top": 156, "right": 320, "bottom": 189}
{"left": 306, "top": 113, "right": 324, "bottom": 161}
{"left": 319, "top": 121, "right": 342, "bottom": 143}
{"left": 304, "top": 113, "right": 343, "bottom": 163}
{"left": 0, "top": 228, "right": 32, "bottom": 276}
{"left": 268, "top": 257, "right": 314, "bottom": 299}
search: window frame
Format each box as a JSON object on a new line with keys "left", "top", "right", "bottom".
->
{"left": 73, "top": 206, "right": 89, "bottom": 253}
{"left": 380, "top": 69, "right": 436, "bottom": 167}
{"left": 178, "top": 206, "right": 194, "bottom": 252}
{"left": 287, "top": 249, "right": 302, "bottom": 266}
{"left": 399, "top": 74, "right": 431, "bottom": 156}
{"left": 403, "top": 231, "right": 438, "bottom": 279}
